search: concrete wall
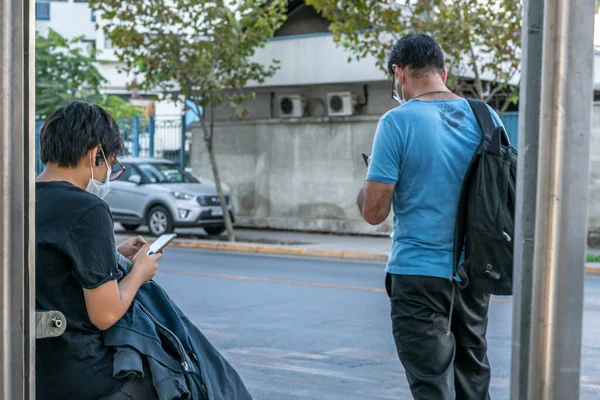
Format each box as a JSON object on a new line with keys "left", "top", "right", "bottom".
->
{"left": 190, "top": 116, "right": 393, "bottom": 235}
{"left": 249, "top": 34, "right": 385, "bottom": 87}
{"left": 214, "top": 81, "right": 394, "bottom": 121}
{"left": 192, "top": 102, "right": 600, "bottom": 240}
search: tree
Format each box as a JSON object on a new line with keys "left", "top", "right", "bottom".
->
{"left": 97, "top": 95, "right": 145, "bottom": 120}
{"left": 36, "top": 28, "right": 143, "bottom": 119}
{"left": 305, "top": 0, "right": 521, "bottom": 113}
{"left": 90, "top": 0, "right": 288, "bottom": 242}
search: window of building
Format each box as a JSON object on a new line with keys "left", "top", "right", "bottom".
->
{"left": 35, "top": 2, "right": 50, "bottom": 21}
{"left": 91, "top": 10, "right": 96, "bottom": 22}
{"left": 82, "top": 39, "right": 96, "bottom": 55}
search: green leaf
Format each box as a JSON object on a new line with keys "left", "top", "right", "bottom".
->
{"left": 89, "top": 0, "right": 287, "bottom": 112}
{"left": 308, "top": 0, "right": 522, "bottom": 106}
{"left": 36, "top": 29, "right": 107, "bottom": 118}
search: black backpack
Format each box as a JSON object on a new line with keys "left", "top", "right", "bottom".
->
{"left": 453, "top": 99, "right": 517, "bottom": 296}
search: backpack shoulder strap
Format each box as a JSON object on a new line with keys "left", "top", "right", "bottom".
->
{"left": 452, "top": 99, "right": 492, "bottom": 273}
{"left": 466, "top": 98, "right": 495, "bottom": 141}
{"left": 453, "top": 151, "right": 480, "bottom": 272}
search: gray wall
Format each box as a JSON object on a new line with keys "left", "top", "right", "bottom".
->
{"left": 191, "top": 116, "right": 393, "bottom": 235}
{"left": 194, "top": 97, "right": 600, "bottom": 242}
{"left": 214, "top": 81, "right": 393, "bottom": 121}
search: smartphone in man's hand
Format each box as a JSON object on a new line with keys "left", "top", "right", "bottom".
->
{"left": 362, "top": 153, "right": 370, "bottom": 167}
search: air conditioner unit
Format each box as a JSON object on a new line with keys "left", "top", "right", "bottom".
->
{"left": 278, "top": 95, "right": 306, "bottom": 118}
{"left": 327, "top": 92, "right": 358, "bottom": 116}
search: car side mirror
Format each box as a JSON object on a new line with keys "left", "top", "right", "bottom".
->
{"left": 128, "top": 174, "right": 142, "bottom": 185}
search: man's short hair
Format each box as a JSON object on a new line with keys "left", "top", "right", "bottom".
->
{"left": 387, "top": 33, "right": 445, "bottom": 77}
{"left": 40, "top": 101, "right": 124, "bottom": 168}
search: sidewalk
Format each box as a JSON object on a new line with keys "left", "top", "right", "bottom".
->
{"left": 114, "top": 226, "right": 600, "bottom": 274}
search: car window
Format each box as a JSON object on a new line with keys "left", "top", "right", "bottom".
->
{"left": 118, "top": 164, "right": 134, "bottom": 182}
{"left": 137, "top": 163, "right": 199, "bottom": 184}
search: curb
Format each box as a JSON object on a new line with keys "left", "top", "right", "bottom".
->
{"left": 586, "top": 265, "right": 600, "bottom": 276}
{"left": 171, "top": 239, "right": 389, "bottom": 262}
{"left": 171, "top": 240, "right": 600, "bottom": 274}
{"left": 118, "top": 235, "right": 600, "bottom": 274}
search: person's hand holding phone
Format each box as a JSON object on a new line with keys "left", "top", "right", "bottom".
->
{"left": 131, "top": 244, "right": 162, "bottom": 283}
{"left": 117, "top": 235, "right": 148, "bottom": 261}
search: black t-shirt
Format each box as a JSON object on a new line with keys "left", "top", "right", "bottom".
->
{"left": 36, "top": 181, "right": 124, "bottom": 400}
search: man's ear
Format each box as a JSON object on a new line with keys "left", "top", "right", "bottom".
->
{"left": 394, "top": 65, "right": 404, "bottom": 85}
{"left": 441, "top": 67, "right": 448, "bottom": 84}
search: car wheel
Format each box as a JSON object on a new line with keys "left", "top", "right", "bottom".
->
{"left": 147, "top": 206, "right": 174, "bottom": 237}
{"left": 204, "top": 226, "right": 226, "bottom": 236}
{"left": 121, "top": 224, "right": 141, "bottom": 231}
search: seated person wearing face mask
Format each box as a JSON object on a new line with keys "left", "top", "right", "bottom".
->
{"left": 36, "top": 101, "right": 252, "bottom": 400}
{"left": 35, "top": 101, "right": 164, "bottom": 399}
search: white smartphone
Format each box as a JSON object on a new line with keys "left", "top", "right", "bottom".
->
{"left": 147, "top": 233, "right": 177, "bottom": 255}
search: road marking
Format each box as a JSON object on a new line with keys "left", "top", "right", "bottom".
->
{"left": 159, "top": 269, "right": 386, "bottom": 293}
{"left": 159, "top": 269, "right": 600, "bottom": 313}
{"left": 241, "top": 372, "right": 410, "bottom": 400}
{"left": 234, "top": 359, "right": 381, "bottom": 383}
{"left": 228, "top": 347, "right": 329, "bottom": 360}
{"left": 324, "top": 347, "right": 398, "bottom": 361}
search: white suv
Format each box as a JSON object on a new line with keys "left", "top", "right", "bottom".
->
{"left": 105, "top": 157, "right": 235, "bottom": 236}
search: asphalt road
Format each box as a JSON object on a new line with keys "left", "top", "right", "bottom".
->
{"left": 154, "top": 248, "right": 600, "bottom": 400}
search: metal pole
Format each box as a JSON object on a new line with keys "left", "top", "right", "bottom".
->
{"left": 148, "top": 116, "right": 155, "bottom": 158}
{"left": 180, "top": 115, "right": 186, "bottom": 168}
{"left": 510, "top": 0, "right": 544, "bottom": 397}
{"left": 132, "top": 116, "right": 140, "bottom": 157}
{"left": 527, "top": 0, "right": 595, "bottom": 398}
{"left": 0, "top": 0, "right": 36, "bottom": 398}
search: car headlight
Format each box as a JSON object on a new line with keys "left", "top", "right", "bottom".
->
{"left": 172, "top": 191, "right": 195, "bottom": 200}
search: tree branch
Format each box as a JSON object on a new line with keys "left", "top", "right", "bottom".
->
{"left": 484, "top": 85, "right": 504, "bottom": 104}
{"left": 468, "top": 44, "right": 484, "bottom": 100}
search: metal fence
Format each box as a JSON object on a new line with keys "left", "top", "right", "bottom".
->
{"left": 501, "top": 112, "right": 519, "bottom": 148}
{"left": 35, "top": 115, "right": 192, "bottom": 175}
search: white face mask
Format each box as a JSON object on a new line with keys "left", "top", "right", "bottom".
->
{"left": 392, "top": 70, "right": 407, "bottom": 106}
{"left": 85, "top": 149, "right": 112, "bottom": 199}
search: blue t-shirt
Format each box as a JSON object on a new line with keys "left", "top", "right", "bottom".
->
{"left": 366, "top": 98, "right": 504, "bottom": 279}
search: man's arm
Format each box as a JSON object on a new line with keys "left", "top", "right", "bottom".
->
{"left": 357, "top": 181, "right": 395, "bottom": 225}
{"left": 358, "top": 117, "right": 401, "bottom": 225}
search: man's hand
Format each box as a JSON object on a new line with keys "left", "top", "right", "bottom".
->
{"left": 117, "top": 236, "right": 147, "bottom": 261}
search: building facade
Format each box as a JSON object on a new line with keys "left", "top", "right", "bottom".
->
{"left": 35, "top": 0, "right": 600, "bottom": 240}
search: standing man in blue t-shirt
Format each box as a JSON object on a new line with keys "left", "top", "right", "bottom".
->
{"left": 357, "top": 33, "right": 504, "bottom": 400}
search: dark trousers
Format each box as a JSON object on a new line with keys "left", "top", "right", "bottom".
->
{"left": 386, "top": 273, "right": 491, "bottom": 400}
